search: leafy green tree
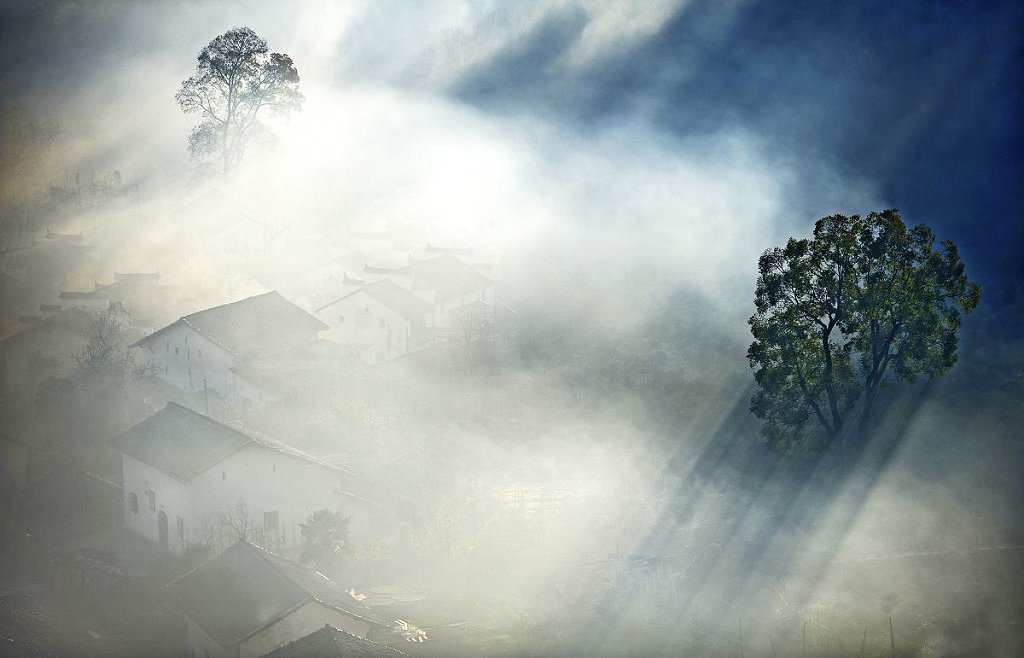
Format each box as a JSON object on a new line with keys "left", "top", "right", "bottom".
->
{"left": 175, "top": 27, "right": 302, "bottom": 178}
{"left": 748, "top": 210, "right": 980, "bottom": 451}
{"left": 299, "top": 509, "right": 350, "bottom": 573}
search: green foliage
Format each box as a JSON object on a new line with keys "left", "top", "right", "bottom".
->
{"left": 298, "top": 509, "right": 350, "bottom": 573}
{"left": 175, "top": 27, "right": 302, "bottom": 178}
{"left": 748, "top": 209, "right": 980, "bottom": 451}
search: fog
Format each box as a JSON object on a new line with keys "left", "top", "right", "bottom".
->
{"left": 1, "top": 2, "right": 1022, "bottom": 656}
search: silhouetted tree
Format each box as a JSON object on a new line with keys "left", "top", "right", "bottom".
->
{"left": 72, "top": 302, "right": 133, "bottom": 375}
{"left": 175, "top": 27, "right": 302, "bottom": 179}
{"left": 748, "top": 209, "right": 980, "bottom": 451}
{"left": 299, "top": 509, "right": 350, "bottom": 573}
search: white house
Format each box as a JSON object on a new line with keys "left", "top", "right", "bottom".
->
{"left": 315, "top": 279, "right": 433, "bottom": 364}
{"left": 314, "top": 254, "right": 498, "bottom": 363}
{"left": 403, "top": 254, "right": 496, "bottom": 340}
{"left": 130, "top": 291, "right": 327, "bottom": 407}
{"left": 169, "top": 540, "right": 391, "bottom": 658}
{"left": 114, "top": 402, "right": 374, "bottom": 553}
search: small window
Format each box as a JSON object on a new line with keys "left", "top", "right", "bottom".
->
{"left": 164, "top": 364, "right": 169, "bottom": 375}
{"left": 264, "top": 510, "right": 279, "bottom": 531}
{"left": 165, "top": 341, "right": 169, "bottom": 352}
{"left": 378, "top": 318, "right": 385, "bottom": 328}
{"left": 177, "top": 516, "right": 184, "bottom": 538}
{"left": 339, "top": 315, "right": 344, "bottom": 324}
{"left": 222, "top": 470, "right": 226, "bottom": 480}
{"left": 146, "top": 490, "right": 156, "bottom": 512}
{"left": 198, "top": 348, "right": 202, "bottom": 358}
{"left": 128, "top": 493, "right": 138, "bottom": 513}
{"left": 175, "top": 347, "right": 179, "bottom": 355}
{"left": 272, "top": 463, "right": 276, "bottom": 474}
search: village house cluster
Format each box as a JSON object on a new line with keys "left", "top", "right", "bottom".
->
{"left": 0, "top": 189, "right": 502, "bottom": 656}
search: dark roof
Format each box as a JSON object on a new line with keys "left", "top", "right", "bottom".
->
{"left": 59, "top": 290, "right": 106, "bottom": 300}
{"left": 409, "top": 255, "right": 492, "bottom": 301}
{"left": 263, "top": 624, "right": 409, "bottom": 657}
{"left": 318, "top": 280, "right": 431, "bottom": 321}
{"left": 46, "top": 230, "right": 84, "bottom": 243}
{"left": 1, "top": 308, "right": 94, "bottom": 348}
{"left": 425, "top": 243, "right": 473, "bottom": 255}
{"left": 112, "top": 402, "right": 349, "bottom": 482}
{"left": 113, "top": 272, "right": 159, "bottom": 283}
{"left": 0, "top": 593, "right": 70, "bottom": 655}
{"left": 132, "top": 292, "right": 327, "bottom": 356}
{"left": 112, "top": 403, "right": 251, "bottom": 481}
{"left": 363, "top": 264, "right": 410, "bottom": 275}
{"left": 343, "top": 273, "right": 365, "bottom": 286}
{"left": 169, "top": 542, "right": 384, "bottom": 650}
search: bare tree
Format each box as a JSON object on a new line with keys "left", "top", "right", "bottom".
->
{"left": 176, "top": 27, "right": 303, "bottom": 179}
{"left": 73, "top": 302, "right": 133, "bottom": 375}
{"left": 224, "top": 500, "right": 257, "bottom": 542}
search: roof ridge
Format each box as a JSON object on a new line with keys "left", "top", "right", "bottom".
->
{"left": 179, "top": 316, "right": 234, "bottom": 354}
{"left": 315, "top": 278, "right": 400, "bottom": 312}
{"left": 170, "top": 540, "right": 314, "bottom": 648}
{"left": 131, "top": 290, "right": 325, "bottom": 350}
{"left": 182, "top": 290, "right": 278, "bottom": 321}
{"left": 241, "top": 542, "right": 387, "bottom": 629}
{"left": 317, "top": 279, "right": 431, "bottom": 315}
{"left": 162, "top": 403, "right": 354, "bottom": 477}
{"left": 164, "top": 401, "right": 260, "bottom": 444}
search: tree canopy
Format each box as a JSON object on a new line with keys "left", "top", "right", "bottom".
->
{"left": 299, "top": 509, "right": 350, "bottom": 574}
{"left": 748, "top": 209, "right": 980, "bottom": 451}
{"left": 175, "top": 27, "right": 302, "bottom": 179}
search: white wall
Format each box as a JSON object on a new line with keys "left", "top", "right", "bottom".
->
{"left": 136, "top": 324, "right": 271, "bottom": 406}
{"left": 124, "top": 442, "right": 371, "bottom": 555}
{"left": 122, "top": 454, "right": 191, "bottom": 549}
{"left": 429, "top": 284, "right": 496, "bottom": 332}
{"left": 317, "top": 293, "right": 416, "bottom": 363}
{"left": 190, "top": 445, "right": 372, "bottom": 553}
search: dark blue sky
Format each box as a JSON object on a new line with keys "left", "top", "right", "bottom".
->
{"left": 448, "top": 0, "right": 1024, "bottom": 292}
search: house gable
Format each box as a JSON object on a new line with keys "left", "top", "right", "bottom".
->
{"left": 132, "top": 291, "right": 326, "bottom": 357}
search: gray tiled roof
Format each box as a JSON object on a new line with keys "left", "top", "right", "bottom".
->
{"left": 169, "top": 541, "right": 385, "bottom": 650}
{"left": 263, "top": 624, "right": 410, "bottom": 657}
{"left": 133, "top": 291, "right": 326, "bottom": 356}
{"left": 112, "top": 403, "right": 251, "bottom": 481}
{"left": 318, "top": 280, "right": 431, "bottom": 321}
{"left": 112, "top": 402, "right": 349, "bottom": 482}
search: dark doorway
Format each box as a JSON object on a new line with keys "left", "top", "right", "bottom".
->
{"left": 158, "top": 510, "right": 169, "bottom": 548}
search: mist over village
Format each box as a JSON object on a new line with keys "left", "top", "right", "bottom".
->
{"left": 0, "top": 2, "right": 1022, "bottom": 657}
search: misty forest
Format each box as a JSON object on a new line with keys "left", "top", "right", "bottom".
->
{"left": 1, "top": 3, "right": 1022, "bottom": 657}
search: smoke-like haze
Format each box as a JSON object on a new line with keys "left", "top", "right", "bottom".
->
{"left": 1, "top": 1, "right": 1022, "bottom": 656}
